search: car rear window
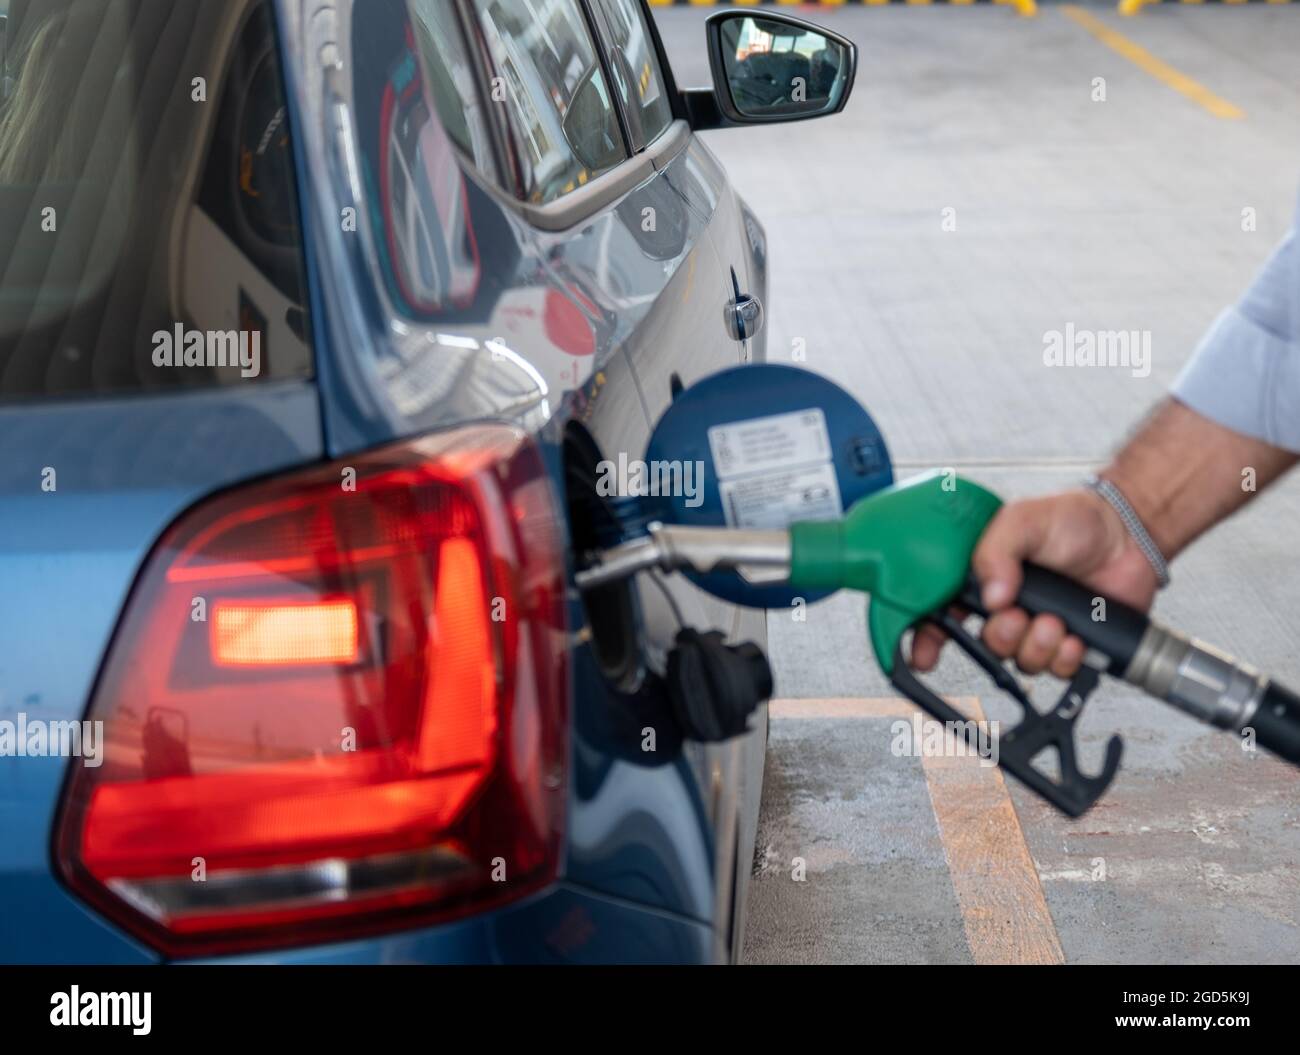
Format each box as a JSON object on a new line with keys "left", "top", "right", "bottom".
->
{"left": 0, "top": 0, "right": 312, "bottom": 401}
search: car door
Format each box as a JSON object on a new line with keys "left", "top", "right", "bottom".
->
{"left": 581, "top": 0, "right": 768, "bottom": 958}
{"left": 458, "top": 0, "right": 755, "bottom": 949}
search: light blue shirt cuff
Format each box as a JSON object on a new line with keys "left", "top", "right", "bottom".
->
{"left": 1173, "top": 306, "right": 1300, "bottom": 453}
{"left": 1171, "top": 228, "right": 1300, "bottom": 454}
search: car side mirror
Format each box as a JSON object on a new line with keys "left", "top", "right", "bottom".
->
{"left": 698, "top": 10, "right": 855, "bottom": 128}
{"left": 562, "top": 64, "right": 624, "bottom": 174}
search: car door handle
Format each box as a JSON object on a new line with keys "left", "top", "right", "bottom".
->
{"left": 724, "top": 293, "right": 763, "bottom": 342}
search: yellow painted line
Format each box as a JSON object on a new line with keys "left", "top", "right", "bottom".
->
{"left": 1063, "top": 5, "right": 1244, "bottom": 119}
{"left": 992, "top": 0, "right": 1039, "bottom": 14}
{"left": 770, "top": 697, "right": 1065, "bottom": 965}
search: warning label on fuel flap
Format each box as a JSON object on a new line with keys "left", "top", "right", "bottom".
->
{"left": 707, "top": 409, "right": 843, "bottom": 529}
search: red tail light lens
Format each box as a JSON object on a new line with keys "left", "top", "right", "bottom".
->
{"left": 57, "top": 426, "right": 567, "bottom": 956}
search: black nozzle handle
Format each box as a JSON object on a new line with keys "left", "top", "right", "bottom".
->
{"left": 962, "top": 565, "right": 1300, "bottom": 769}
{"left": 958, "top": 562, "right": 1150, "bottom": 677}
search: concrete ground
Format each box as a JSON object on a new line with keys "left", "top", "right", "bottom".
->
{"left": 654, "top": 3, "right": 1300, "bottom": 964}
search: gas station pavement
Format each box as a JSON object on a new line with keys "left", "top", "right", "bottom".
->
{"left": 655, "top": 3, "right": 1300, "bottom": 964}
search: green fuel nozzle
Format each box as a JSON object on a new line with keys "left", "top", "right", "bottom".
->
{"left": 787, "top": 471, "right": 1003, "bottom": 675}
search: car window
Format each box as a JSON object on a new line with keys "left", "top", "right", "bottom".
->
{"left": 470, "top": 0, "right": 627, "bottom": 206}
{"left": 589, "top": 0, "right": 673, "bottom": 151}
{"left": 0, "top": 0, "right": 312, "bottom": 400}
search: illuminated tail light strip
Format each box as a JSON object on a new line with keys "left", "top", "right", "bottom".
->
{"left": 211, "top": 599, "right": 360, "bottom": 666}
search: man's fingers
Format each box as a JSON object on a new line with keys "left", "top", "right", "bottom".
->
{"left": 972, "top": 502, "right": 1048, "bottom": 611}
{"left": 983, "top": 608, "right": 1028, "bottom": 658}
{"left": 910, "top": 623, "right": 947, "bottom": 672}
{"left": 1015, "top": 614, "right": 1066, "bottom": 675}
{"left": 915, "top": 599, "right": 1082, "bottom": 679}
{"left": 1049, "top": 634, "right": 1086, "bottom": 679}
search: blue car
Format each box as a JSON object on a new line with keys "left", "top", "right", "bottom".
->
{"left": 0, "top": 0, "right": 854, "bottom": 963}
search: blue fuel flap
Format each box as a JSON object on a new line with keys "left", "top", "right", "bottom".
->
{"left": 638, "top": 364, "right": 892, "bottom": 608}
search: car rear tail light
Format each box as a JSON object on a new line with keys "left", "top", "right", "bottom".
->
{"left": 57, "top": 426, "right": 567, "bottom": 957}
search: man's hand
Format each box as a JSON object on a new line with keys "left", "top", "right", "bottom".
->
{"left": 908, "top": 399, "right": 1297, "bottom": 679}
{"left": 909, "top": 490, "right": 1157, "bottom": 678}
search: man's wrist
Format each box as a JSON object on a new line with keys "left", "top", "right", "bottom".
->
{"left": 1097, "top": 463, "right": 1180, "bottom": 560}
{"left": 1086, "top": 474, "right": 1172, "bottom": 589}
{"left": 1094, "top": 398, "right": 1293, "bottom": 561}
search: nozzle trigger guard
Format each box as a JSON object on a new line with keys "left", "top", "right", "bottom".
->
{"left": 887, "top": 609, "right": 1123, "bottom": 817}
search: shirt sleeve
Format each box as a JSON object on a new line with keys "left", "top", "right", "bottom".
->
{"left": 1172, "top": 202, "right": 1300, "bottom": 454}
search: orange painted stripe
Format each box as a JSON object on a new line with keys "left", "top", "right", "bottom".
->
{"left": 770, "top": 697, "right": 913, "bottom": 718}
{"left": 917, "top": 696, "right": 1065, "bottom": 965}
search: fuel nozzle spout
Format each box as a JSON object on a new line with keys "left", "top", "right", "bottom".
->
{"left": 1121, "top": 625, "right": 1300, "bottom": 764}
{"left": 1124, "top": 624, "right": 1269, "bottom": 733}
{"left": 575, "top": 522, "right": 791, "bottom": 590}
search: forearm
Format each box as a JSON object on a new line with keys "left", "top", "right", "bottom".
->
{"left": 1100, "top": 398, "right": 1298, "bottom": 560}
